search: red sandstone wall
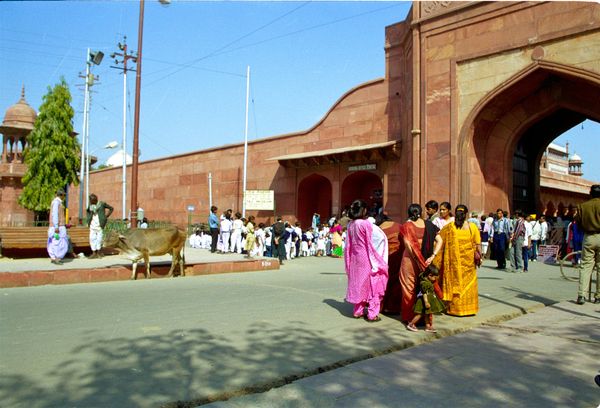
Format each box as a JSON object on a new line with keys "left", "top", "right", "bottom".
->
{"left": 63, "top": 1, "right": 600, "bottom": 228}
{"left": 68, "top": 79, "right": 396, "bottom": 227}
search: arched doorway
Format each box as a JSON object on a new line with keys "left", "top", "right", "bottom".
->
{"left": 461, "top": 61, "right": 600, "bottom": 214}
{"left": 297, "top": 174, "right": 332, "bottom": 228}
{"left": 341, "top": 171, "right": 383, "bottom": 215}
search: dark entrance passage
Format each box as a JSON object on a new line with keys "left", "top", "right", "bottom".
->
{"left": 297, "top": 174, "right": 332, "bottom": 229}
{"left": 512, "top": 109, "right": 587, "bottom": 214}
{"left": 341, "top": 171, "right": 383, "bottom": 215}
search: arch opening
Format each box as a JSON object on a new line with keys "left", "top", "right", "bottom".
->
{"left": 341, "top": 171, "right": 383, "bottom": 216}
{"left": 297, "top": 174, "right": 332, "bottom": 229}
{"left": 463, "top": 63, "right": 600, "bottom": 215}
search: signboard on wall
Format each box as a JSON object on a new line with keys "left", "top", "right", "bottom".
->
{"left": 348, "top": 164, "right": 376, "bottom": 171}
{"left": 537, "top": 245, "right": 560, "bottom": 264}
{"left": 245, "top": 190, "right": 275, "bottom": 211}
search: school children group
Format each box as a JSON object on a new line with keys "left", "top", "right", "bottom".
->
{"left": 193, "top": 207, "right": 350, "bottom": 260}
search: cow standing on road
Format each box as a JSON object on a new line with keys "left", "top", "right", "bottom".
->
{"left": 104, "top": 226, "right": 186, "bottom": 279}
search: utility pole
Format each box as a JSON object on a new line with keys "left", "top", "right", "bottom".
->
{"left": 111, "top": 36, "right": 137, "bottom": 220}
{"left": 78, "top": 49, "right": 91, "bottom": 224}
{"left": 78, "top": 49, "right": 103, "bottom": 223}
{"left": 242, "top": 66, "right": 250, "bottom": 217}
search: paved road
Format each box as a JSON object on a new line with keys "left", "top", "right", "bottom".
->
{"left": 205, "top": 301, "right": 600, "bottom": 408}
{"left": 0, "top": 256, "right": 596, "bottom": 407}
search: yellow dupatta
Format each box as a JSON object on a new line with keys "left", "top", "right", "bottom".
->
{"left": 434, "top": 222, "right": 479, "bottom": 302}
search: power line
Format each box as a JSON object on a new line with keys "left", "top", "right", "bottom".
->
{"left": 212, "top": 3, "right": 403, "bottom": 58}
{"left": 143, "top": 1, "right": 311, "bottom": 87}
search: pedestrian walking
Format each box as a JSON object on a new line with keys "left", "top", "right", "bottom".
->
{"left": 272, "top": 217, "right": 287, "bottom": 265}
{"left": 244, "top": 216, "right": 256, "bottom": 258}
{"left": 344, "top": 199, "right": 389, "bottom": 322}
{"left": 208, "top": 206, "right": 219, "bottom": 253}
{"left": 574, "top": 184, "right": 600, "bottom": 304}
{"left": 85, "top": 193, "right": 114, "bottom": 258}
{"left": 398, "top": 203, "right": 442, "bottom": 323}
{"left": 47, "top": 189, "right": 69, "bottom": 265}
{"left": 406, "top": 265, "right": 445, "bottom": 333}
{"left": 434, "top": 204, "right": 481, "bottom": 316}
{"left": 490, "top": 208, "right": 511, "bottom": 269}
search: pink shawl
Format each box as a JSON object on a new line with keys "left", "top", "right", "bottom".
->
{"left": 344, "top": 219, "right": 389, "bottom": 304}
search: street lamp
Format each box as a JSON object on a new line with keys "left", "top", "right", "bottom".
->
{"left": 130, "top": 0, "right": 170, "bottom": 228}
{"left": 85, "top": 141, "right": 118, "bottom": 209}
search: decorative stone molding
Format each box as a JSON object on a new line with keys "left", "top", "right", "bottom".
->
{"left": 422, "top": 1, "right": 452, "bottom": 15}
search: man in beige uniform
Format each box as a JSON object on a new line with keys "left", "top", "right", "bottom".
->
{"left": 575, "top": 184, "right": 600, "bottom": 304}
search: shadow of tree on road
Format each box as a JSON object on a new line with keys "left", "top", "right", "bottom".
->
{"left": 0, "top": 318, "right": 412, "bottom": 408}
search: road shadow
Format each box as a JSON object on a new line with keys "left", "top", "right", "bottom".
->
{"left": 0, "top": 318, "right": 410, "bottom": 408}
{"left": 322, "top": 298, "right": 354, "bottom": 317}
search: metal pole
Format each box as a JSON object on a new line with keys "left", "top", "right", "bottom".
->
{"left": 242, "top": 65, "right": 250, "bottom": 217}
{"left": 130, "top": 0, "right": 145, "bottom": 229}
{"left": 208, "top": 172, "right": 213, "bottom": 209}
{"left": 78, "top": 49, "right": 90, "bottom": 223}
{"left": 85, "top": 82, "right": 91, "bottom": 209}
{"left": 122, "top": 43, "right": 128, "bottom": 220}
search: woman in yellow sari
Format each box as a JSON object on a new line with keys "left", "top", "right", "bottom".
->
{"left": 434, "top": 204, "right": 481, "bottom": 316}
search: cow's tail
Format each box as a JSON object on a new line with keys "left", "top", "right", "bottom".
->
{"left": 181, "top": 243, "right": 186, "bottom": 275}
{"left": 180, "top": 232, "right": 186, "bottom": 277}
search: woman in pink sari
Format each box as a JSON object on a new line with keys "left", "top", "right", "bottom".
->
{"left": 344, "top": 199, "right": 389, "bottom": 322}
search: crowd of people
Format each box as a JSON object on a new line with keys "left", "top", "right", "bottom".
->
{"left": 191, "top": 207, "right": 356, "bottom": 263}
{"left": 213, "top": 196, "right": 597, "bottom": 329}
{"left": 194, "top": 186, "right": 600, "bottom": 323}
{"left": 343, "top": 190, "right": 600, "bottom": 329}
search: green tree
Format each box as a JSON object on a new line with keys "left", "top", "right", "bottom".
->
{"left": 18, "top": 78, "right": 80, "bottom": 217}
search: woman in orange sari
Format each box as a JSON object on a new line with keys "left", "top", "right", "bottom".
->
{"left": 434, "top": 204, "right": 481, "bottom": 316}
{"left": 378, "top": 214, "right": 402, "bottom": 314}
{"left": 399, "top": 204, "right": 443, "bottom": 323}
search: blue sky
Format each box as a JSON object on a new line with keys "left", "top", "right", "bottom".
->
{"left": 1, "top": 1, "right": 598, "bottom": 182}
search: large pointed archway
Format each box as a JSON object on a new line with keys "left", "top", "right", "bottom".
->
{"left": 297, "top": 174, "right": 332, "bottom": 228}
{"left": 460, "top": 61, "right": 600, "bottom": 213}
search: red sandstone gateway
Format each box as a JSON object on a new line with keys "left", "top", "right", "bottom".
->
{"left": 2, "top": 2, "right": 599, "bottom": 229}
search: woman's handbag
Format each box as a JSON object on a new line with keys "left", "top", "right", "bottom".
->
{"left": 470, "top": 226, "right": 482, "bottom": 267}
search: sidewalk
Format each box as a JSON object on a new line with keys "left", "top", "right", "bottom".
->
{"left": 204, "top": 300, "right": 600, "bottom": 407}
{"left": 0, "top": 247, "right": 280, "bottom": 287}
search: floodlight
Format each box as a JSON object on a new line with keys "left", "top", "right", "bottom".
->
{"left": 89, "top": 51, "right": 104, "bottom": 65}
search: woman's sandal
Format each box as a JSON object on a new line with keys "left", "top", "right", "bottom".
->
{"left": 406, "top": 323, "right": 418, "bottom": 332}
{"left": 425, "top": 327, "right": 437, "bottom": 333}
{"left": 367, "top": 316, "right": 381, "bottom": 322}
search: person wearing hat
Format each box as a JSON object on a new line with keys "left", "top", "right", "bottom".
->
{"left": 574, "top": 184, "right": 600, "bottom": 304}
{"left": 86, "top": 193, "right": 114, "bottom": 258}
{"left": 47, "top": 189, "right": 69, "bottom": 265}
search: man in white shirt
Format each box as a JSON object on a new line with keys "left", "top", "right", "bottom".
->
{"left": 293, "top": 222, "right": 302, "bottom": 257}
{"left": 529, "top": 216, "right": 542, "bottom": 261}
{"left": 522, "top": 215, "right": 533, "bottom": 271}
{"left": 539, "top": 215, "right": 548, "bottom": 245}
